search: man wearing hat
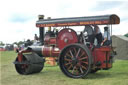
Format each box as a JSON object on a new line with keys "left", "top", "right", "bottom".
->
{"left": 101, "top": 26, "right": 111, "bottom": 46}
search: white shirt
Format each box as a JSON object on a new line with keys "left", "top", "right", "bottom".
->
{"left": 104, "top": 29, "right": 110, "bottom": 40}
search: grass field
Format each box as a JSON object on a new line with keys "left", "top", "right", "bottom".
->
{"left": 0, "top": 51, "right": 128, "bottom": 85}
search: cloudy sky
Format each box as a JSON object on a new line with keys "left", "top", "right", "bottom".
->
{"left": 0, "top": 0, "right": 128, "bottom": 44}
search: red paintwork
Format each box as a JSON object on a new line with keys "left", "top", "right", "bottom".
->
{"left": 18, "top": 53, "right": 22, "bottom": 62}
{"left": 42, "top": 46, "right": 60, "bottom": 57}
{"left": 92, "top": 46, "right": 112, "bottom": 69}
{"left": 44, "top": 34, "right": 50, "bottom": 44}
{"left": 49, "top": 38, "right": 56, "bottom": 45}
{"left": 17, "top": 50, "right": 32, "bottom": 62}
{"left": 57, "top": 29, "right": 78, "bottom": 49}
{"left": 44, "top": 35, "right": 57, "bottom": 45}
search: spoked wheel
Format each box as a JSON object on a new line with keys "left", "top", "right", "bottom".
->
{"left": 14, "top": 52, "right": 44, "bottom": 75}
{"left": 59, "top": 43, "right": 91, "bottom": 78}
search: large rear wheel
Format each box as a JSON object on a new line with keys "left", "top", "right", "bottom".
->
{"left": 59, "top": 44, "right": 91, "bottom": 78}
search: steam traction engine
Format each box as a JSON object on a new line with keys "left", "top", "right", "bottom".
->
{"left": 14, "top": 14, "right": 120, "bottom": 78}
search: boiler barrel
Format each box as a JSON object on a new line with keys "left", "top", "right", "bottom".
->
{"left": 29, "top": 46, "right": 60, "bottom": 57}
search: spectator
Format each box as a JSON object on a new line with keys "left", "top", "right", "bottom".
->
{"left": 34, "top": 34, "right": 39, "bottom": 41}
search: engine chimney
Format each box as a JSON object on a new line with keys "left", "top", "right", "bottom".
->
{"left": 38, "top": 15, "right": 45, "bottom": 45}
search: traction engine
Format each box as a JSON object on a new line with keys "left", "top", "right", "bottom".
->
{"left": 14, "top": 14, "right": 120, "bottom": 78}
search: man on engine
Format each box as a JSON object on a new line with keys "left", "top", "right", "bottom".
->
{"left": 83, "top": 25, "right": 95, "bottom": 44}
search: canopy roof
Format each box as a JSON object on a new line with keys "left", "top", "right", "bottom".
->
{"left": 36, "top": 14, "right": 120, "bottom": 27}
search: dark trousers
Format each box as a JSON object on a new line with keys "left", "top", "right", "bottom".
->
{"left": 88, "top": 34, "right": 95, "bottom": 44}
{"left": 95, "top": 33, "right": 103, "bottom": 45}
{"left": 103, "top": 40, "right": 112, "bottom": 46}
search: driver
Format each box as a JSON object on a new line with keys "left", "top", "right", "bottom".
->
{"left": 101, "top": 26, "right": 111, "bottom": 46}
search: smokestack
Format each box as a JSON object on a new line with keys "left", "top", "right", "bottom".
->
{"left": 38, "top": 15, "right": 44, "bottom": 45}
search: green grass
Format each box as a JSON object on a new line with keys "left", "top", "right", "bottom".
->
{"left": 0, "top": 51, "right": 128, "bottom": 85}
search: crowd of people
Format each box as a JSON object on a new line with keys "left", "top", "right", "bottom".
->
{"left": 83, "top": 25, "right": 111, "bottom": 47}
{"left": 17, "top": 34, "right": 40, "bottom": 50}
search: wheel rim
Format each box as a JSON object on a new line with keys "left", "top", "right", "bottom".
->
{"left": 59, "top": 44, "right": 90, "bottom": 78}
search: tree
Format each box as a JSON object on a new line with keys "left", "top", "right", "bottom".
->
{"left": 13, "top": 41, "right": 24, "bottom": 46}
{"left": 18, "top": 41, "right": 24, "bottom": 46}
{"left": 124, "top": 33, "right": 128, "bottom": 37}
{"left": 0, "top": 41, "right": 5, "bottom": 46}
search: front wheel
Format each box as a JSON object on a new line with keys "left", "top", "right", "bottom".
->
{"left": 59, "top": 43, "right": 91, "bottom": 78}
{"left": 14, "top": 52, "right": 44, "bottom": 75}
